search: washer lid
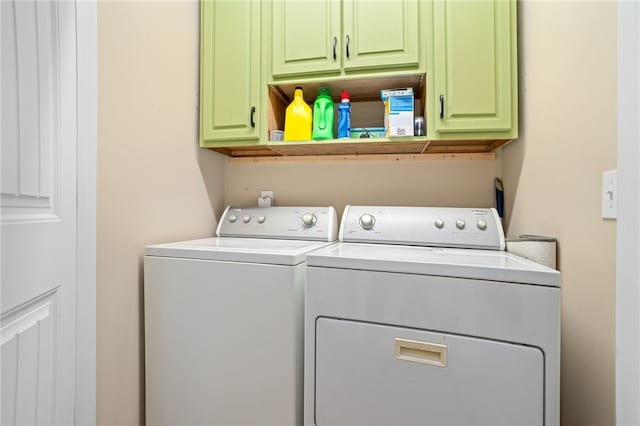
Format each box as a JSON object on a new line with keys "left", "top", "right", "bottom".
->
{"left": 306, "top": 243, "right": 560, "bottom": 286}
{"left": 145, "top": 237, "right": 336, "bottom": 266}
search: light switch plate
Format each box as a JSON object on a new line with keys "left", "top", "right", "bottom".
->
{"left": 602, "top": 170, "right": 618, "bottom": 220}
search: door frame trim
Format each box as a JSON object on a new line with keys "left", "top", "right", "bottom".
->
{"left": 616, "top": 1, "right": 640, "bottom": 424}
{"left": 75, "top": 1, "right": 97, "bottom": 424}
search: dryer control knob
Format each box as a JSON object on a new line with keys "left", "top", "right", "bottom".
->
{"left": 257, "top": 215, "right": 266, "bottom": 224}
{"left": 301, "top": 213, "right": 317, "bottom": 228}
{"left": 359, "top": 214, "right": 376, "bottom": 230}
{"left": 243, "top": 214, "right": 251, "bottom": 223}
{"left": 434, "top": 218, "right": 445, "bottom": 229}
{"left": 229, "top": 214, "right": 238, "bottom": 223}
{"left": 456, "top": 219, "right": 466, "bottom": 230}
{"left": 477, "top": 220, "right": 487, "bottom": 230}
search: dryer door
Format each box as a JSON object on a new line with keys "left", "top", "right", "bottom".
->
{"left": 315, "top": 318, "right": 544, "bottom": 426}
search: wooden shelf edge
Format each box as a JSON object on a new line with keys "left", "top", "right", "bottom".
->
{"left": 228, "top": 152, "right": 497, "bottom": 164}
{"left": 211, "top": 138, "right": 514, "bottom": 162}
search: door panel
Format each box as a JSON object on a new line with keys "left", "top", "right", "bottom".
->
{"left": 201, "top": 0, "right": 261, "bottom": 142}
{"left": 433, "top": 0, "right": 513, "bottom": 132}
{"left": 1, "top": 292, "right": 56, "bottom": 426}
{"left": 271, "top": 0, "right": 341, "bottom": 78}
{"left": 342, "top": 0, "right": 420, "bottom": 71}
{"left": 315, "top": 318, "right": 544, "bottom": 426}
{"left": 1, "top": 0, "right": 56, "bottom": 217}
{"left": 1, "top": 0, "right": 78, "bottom": 424}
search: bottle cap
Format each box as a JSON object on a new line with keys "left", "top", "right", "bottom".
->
{"left": 341, "top": 89, "right": 350, "bottom": 102}
{"left": 318, "top": 87, "right": 332, "bottom": 97}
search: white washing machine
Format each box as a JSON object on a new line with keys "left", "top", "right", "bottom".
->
{"left": 304, "top": 206, "right": 561, "bottom": 426}
{"left": 144, "top": 206, "right": 338, "bottom": 426}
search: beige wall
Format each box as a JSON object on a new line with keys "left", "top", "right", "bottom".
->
{"left": 227, "top": 2, "right": 618, "bottom": 426}
{"left": 225, "top": 158, "right": 502, "bottom": 213}
{"left": 503, "top": 1, "right": 617, "bottom": 425}
{"left": 97, "top": 1, "right": 617, "bottom": 425}
{"left": 97, "top": 1, "right": 225, "bottom": 425}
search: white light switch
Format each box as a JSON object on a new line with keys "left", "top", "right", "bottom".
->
{"left": 602, "top": 170, "right": 617, "bottom": 220}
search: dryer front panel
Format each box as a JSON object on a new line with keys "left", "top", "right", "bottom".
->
{"left": 315, "top": 318, "right": 544, "bottom": 426}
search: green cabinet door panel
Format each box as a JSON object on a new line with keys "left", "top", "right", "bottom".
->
{"left": 272, "top": 0, "right": 342, "bottom": 78}
{"left": 432, "top": 0, "right": 515, "bottom": 134}
{"left": 342, "top": 0, "right": 420, "bottom": 72}
{"left": 200, "top": 0, "right": 261, "bottom": 144}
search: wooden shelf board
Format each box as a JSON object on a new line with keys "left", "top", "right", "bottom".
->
{"left": 228, "top": 152, "right": 497, "bottom": 164}
{"left": 270, "top": 73, "right": 426, "bottom": 104}
{"left": 210, "top": 138, "right": 513, "bottom": 161}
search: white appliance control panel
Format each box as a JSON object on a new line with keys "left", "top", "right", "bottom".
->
{"left": 217, "top": 206, "right": 338, "bottom": 241}
{"left": 340, "top": 206, "right": 505, "bottom": 250}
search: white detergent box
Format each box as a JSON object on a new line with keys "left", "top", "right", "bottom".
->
{"left": 381, "top": 88, "right": 414, "bottom": 137}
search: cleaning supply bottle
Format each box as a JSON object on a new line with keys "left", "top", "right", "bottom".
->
{"left": 337, "top": 89, "right": 351, "bottom": 139}
{"left": 312, "top": 87, "right": 334, "bottom": 140}
{"left": 284, "top": 87, "right": 312, "bottom": 141}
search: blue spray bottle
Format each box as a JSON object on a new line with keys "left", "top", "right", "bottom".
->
{"left": 337, "top": 89, "right": 351, "bottom": 138}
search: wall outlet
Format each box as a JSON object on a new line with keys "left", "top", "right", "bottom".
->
{"left": 602, "top": 170, "right": 617, "bottom": 220}
{"left": 258, "top": 191, "right": 274, "bottom": 207}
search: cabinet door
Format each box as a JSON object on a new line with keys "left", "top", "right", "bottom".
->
{"left": 271, "top": 0, "right": 341, "bottom": 78}
{"left": 200, "top": 0, "right": 260, "bottom": 143}
{"left": 342, "top": 0, "right": 420, "bottom": 72}
{"left": 432, "top": 0, "right": 514, "bottom": 133}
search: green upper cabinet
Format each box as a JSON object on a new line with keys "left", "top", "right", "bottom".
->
{"left": 342, "top": 0, "right": 420, "bottom": 72}
{"left": 272, "top": 0, "right": 342, "bottom": 78}
{"left": 200, "top": 0, "right": 261, "bottom": 145}
{"left": 271, "top": 0, "right": 423, "bottom": 80}
{"left": 427, "top": 0, "right": 517, "bottom": 138}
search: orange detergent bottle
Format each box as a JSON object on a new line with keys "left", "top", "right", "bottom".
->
{"left": 284, "top": 87, "right": 312, "bottom": 141}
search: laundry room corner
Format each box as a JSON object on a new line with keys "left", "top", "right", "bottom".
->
{"left": 96, "top": 1, "right": 225, "bottom": 425}
{"left": 502, "top": 1, "right": 617, "bottom": 425}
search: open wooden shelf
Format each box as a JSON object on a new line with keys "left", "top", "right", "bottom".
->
{"left": 207, "top": 72, "right": 513, "bottom": 162}
{"left": 211, "top": 137, "right": 512, "bottom": 162}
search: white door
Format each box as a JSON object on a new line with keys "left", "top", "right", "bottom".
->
{"left": 1, "top": 1, "right": 79, "bottom": 424}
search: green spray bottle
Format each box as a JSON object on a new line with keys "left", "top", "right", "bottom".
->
{"left": 312, "top": 87, "right": 334, "bottom": 140}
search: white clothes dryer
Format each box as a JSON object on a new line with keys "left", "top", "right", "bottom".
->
{"left": 144, "top": 206, "right": 337, "bottom": 426}
{"left": 304, "top": 206, "right": 560, "bottom": 426}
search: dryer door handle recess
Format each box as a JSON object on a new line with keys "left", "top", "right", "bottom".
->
{"left": 394, "top": 338, "right": 448, "bottom": 368}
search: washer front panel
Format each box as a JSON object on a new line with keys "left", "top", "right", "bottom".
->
{"left": 145, "top": 256, "right": 305, "bottom": 426}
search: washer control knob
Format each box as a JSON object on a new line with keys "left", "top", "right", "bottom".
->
{"left": 257, "top": 215, "right": 266, "bottom": 224}
{"left": 359, "top": 214, "right": 376, "bottom": 230}
{"left": 434, "top": 218, "right": 445, "bottom": 229}
{"left": 456, "top": 219, "right": 466, "bottom": 230}
{"left": 477, "top": 220, "right": 487, "bottom": 230}
{"left": 242, "top": 214, "right": 251, "bottom": 223}
{"left": 301, "top": 213, "right": 317, "bottom": 228}
{"left": 229, "top": 214, "right": 237, "bottom": 223}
